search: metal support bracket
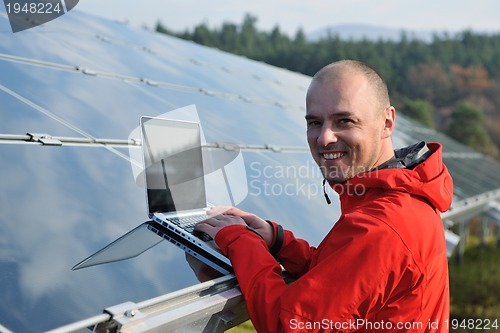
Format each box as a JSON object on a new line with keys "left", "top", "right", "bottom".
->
{"left": 96, "top": 275, "right": 249, "bottom": 333}
{"left": 103, "top": 301, "right": 147, "bottom": 332}
{"left": 26, "top": 133, "right": 62, "bottom": 146}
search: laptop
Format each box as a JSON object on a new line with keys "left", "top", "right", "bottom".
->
{"left": 140, "top": 116, "right": 233, "bottom": 274}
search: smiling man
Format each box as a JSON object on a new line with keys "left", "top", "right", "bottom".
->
{"left": 305, "top": 61, "right": 395, "bottom": 183}
{"left": 196, "top": 60, "right": 453, "bottom": 332}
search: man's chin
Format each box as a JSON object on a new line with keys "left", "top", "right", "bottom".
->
{"left": 325, "top": 177, "right": 349, "bottom": 185}
{"left": 321, "top": 168, "right": 352, "bottom": 184}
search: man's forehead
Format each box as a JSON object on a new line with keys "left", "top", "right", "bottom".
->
{"left": 307, "top": 73, "right": 377, "bottom": 107}
{"left": 305, "top": 109, "right": 357, "bottom": 119}
{"left": 315, "top": 69, "right": 367, "bottom": 87}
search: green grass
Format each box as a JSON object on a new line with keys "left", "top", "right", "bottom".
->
{"left": 226, "top": 320, "right": 256, "bottom": 333}
{"left": 449, "top": 238, "right": 500, "bottom": 330}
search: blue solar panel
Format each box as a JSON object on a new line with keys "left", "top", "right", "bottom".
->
{"left": 0, "top": 6, "right": 499, "bottom": 332}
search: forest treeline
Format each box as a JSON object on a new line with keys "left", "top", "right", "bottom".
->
{"left": 156, "top": 14, "right": 500, "bottom": 158}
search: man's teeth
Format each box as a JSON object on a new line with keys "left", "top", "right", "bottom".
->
{"left": 323, "top": 152, "right": 345, "bottom": 160}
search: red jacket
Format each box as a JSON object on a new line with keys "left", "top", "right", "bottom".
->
{"left": 216, "top": 142, "right": 453, "bottom": 332}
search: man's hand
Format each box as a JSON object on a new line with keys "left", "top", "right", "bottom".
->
{"left": 195, "top": 207, "right": 274, "bottom": 247}
{"left": 195, "top": 212, "right": 246, "bottom": 240}
{"left": 185, "top": 253, "right": 224, "bottom": 282}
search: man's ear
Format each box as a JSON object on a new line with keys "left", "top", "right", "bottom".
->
{"left": 382, "top": 106, "right": 396, "bottom": 139}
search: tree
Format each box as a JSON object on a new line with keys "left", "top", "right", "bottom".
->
{"left": 192, "top": 23, "right": 217, "bottom": 47}
{"left": 446, "top": 102, "right": 498, "bottom": 157}
{"left": 219, "top": 23, "right": 240, "bottom": 51}
{"left": 449, "top": 64, "right": 494, "bottom": 99}
{"left": 400, "top": 98, "right": 435, "bottom": 128}
{"left": 155, "top": 21, "right": 173, "bottom": 35}
{"left": 240, "top": 14, "right": 259, "bottom": 57}
{"left": 406, "top": 63, "right": 452, "bottom": 107}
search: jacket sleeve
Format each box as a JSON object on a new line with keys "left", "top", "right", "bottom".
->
{"left": 215, "top": 224, "right": 294, "bottom": 332}
{"left": 268, "top": 221, "right": 316, "bottom": 277}
{"left": 215, "top": 214, "right": 417, "bottom": 333}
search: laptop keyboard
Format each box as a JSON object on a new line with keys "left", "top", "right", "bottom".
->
{"left": 166, "top": 214, "right": 212, "bottom": 241}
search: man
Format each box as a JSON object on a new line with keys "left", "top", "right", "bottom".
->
{"left": 196, "top": 60, "right": 453, "bottom": 332}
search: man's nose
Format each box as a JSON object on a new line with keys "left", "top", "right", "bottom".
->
{"left": 317, "top": 125, "right": 338, "bottom": 147}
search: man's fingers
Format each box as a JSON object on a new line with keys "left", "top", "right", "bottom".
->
{"left": 207, "top": 207, "right": 256, "bottom": 223}
{"left": 196, "top": 216, "right": 230, "bottom": 233}
{"left": 221, "top": 207, "right": 249, "bottom": 217}
{"left": 195, "top": 221, "right": 216, "bottom": 233}
{"left": 207, "top": 206, "right": 232, "bottom": 217}
{"left": 200, "top": 216, "right": 226, "bottom": 226}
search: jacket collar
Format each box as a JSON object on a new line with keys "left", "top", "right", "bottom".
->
{"left": 331, "top": 142, "right": 453, "bottom": 213}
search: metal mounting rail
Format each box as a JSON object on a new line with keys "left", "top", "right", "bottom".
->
{"left": 0, "top": 133, "right": 141, "bottom": 148}
{"left": 0, "top": 132, "right": 310, "bottom": 152}
{"left": 44, "top": 274, "right": 249, "bottom": 333}
{"left": 442, "top": 189, "right": 500, "bottom": 222}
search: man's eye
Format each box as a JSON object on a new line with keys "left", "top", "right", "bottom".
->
{"left": 307, "top": 121, "right": 321, "bottom": 127}
{"left": 338, "top": 118, "right": 354, "bottom": 125}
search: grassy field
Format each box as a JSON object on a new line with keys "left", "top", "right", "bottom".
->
{"left": 227, "top": 320, "right": 256, "bottom": 333}
{"left": 448, "top": 236, "right": 500, "bottom": 332}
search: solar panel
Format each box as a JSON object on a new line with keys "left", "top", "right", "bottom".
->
{"left": 0, "top": 7, "right": 499, "bottom": 333}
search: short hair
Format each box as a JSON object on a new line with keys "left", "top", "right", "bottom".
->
{"left": 312, "top": 60, "right": 391, "bottom": 109}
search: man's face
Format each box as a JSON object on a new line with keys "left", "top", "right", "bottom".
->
{"left": 306, "top": 73, "right": 390, "bottom": 183}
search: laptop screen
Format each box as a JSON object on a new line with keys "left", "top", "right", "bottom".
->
{"left": 141, "top": 117, "right": 207, "bottom": 214}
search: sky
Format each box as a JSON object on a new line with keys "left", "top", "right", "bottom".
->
{"left": 76, "top": 0, "right": 500, "bottom": 37}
